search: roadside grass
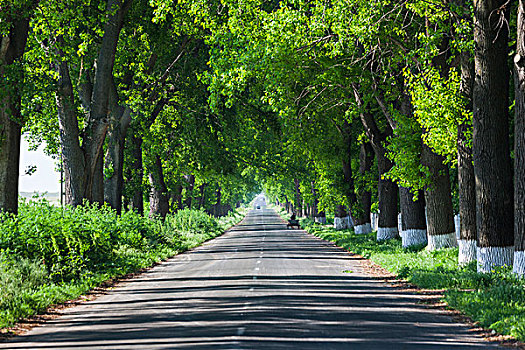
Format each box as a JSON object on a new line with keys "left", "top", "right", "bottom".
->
{"left": 273, "top": 207, "right": 525, "bottom": 341}
{"left": 0, "top": 200, "right": 246, "bottom": 329}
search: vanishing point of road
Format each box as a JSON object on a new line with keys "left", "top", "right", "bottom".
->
{"left": 2, "top": 197, "right": 497, "bottom": 349}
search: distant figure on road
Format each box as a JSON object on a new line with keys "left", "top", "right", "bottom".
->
{"left": 287, "top": 212, "right": 299, "bottom": 229}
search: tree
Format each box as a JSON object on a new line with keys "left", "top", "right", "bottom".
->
{"left": 421, "top": 142, "right": 456, "bottom": 249}
{"left": 458, "top": 40, "right": 477, "bottom": 264}
{"left": 514, "top": 0, "right": 525, "bottom": 275}
{"left": 473, "top": 0, "right": 514, "bottom": 272}
{"left": 397, "top": 95, "right": 427, "bottom": 248}
{"left": 45, "top": 0, "right": 132, "bottom": 206}
{"left": 148, "top": 154, "right": 169, "bottom": 218}
{"left": 354, "top": 142, "right": 374, "bottom": 234}
{"left": 0, "top": 0, "right": 35, "bottom": 214}
{"left": 353, "top": 87, "right": 399, "bottom": 241}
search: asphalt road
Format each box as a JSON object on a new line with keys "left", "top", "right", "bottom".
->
{"left": 2, "top": 196, "right": 497, "bottom": 349}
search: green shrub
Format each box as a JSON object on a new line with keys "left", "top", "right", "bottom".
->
{"left": 165, "top": 209, "right": 220, "bottom": 235}
{"left": 117, "top": 210, "right": 175, "bottom": 249}
{"left": 0, "top": 255, "right": 49, "bottom": 327}
{"left": 0, "top": 201, "right": 245, "bottom": 329}
{"left": 0, "top": 200, "right": 118, "bottom": 281}
{"left": 164, "top": 209, "right": 221, "bottom": 249}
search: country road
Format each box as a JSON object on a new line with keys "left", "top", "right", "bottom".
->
{"left": 2, "top": 197, "right": 497, "bottom": 349}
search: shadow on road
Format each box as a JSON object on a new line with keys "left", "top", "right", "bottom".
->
{"left": 2, "top": 208, "right": 496, "bottom": 349}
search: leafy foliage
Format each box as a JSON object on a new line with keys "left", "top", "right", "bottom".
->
{"left": 0, "top": 200, "right": 244, "bottom": 328}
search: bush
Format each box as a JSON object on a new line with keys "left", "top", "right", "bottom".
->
{"left": 0, "top": 201, "right": 245, "bottom": 328}
{"left": 0, "top": 201, "right": 119, "bottom": 281}
{"left": 0, "top": 255, "right": 49, "bottom": 327}
{"left": 165, "top": 208, "right": 220, "bottom": 236}
{"left": 117, "top": 210, "right": 173, "bottom": 249}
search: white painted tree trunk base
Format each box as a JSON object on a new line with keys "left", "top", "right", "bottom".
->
{"left": 334, "top": 216, "right": 351, "bottom": 230}
{"left": 458, "top": 239, "right": 477, "bottom": 265}
{"left": 354, "top": 223, "right": 372, "bottom": 235}
{"left": 454, "top": 214, "right": 461, "bottom": 241}
{"left": 402, "top": 229, "right": 427, "bottom": 248}
{"left": 427, "top": 232, "right": 457, "bottom": 250}
{"left": 477, "top": 246, "right": 514, "bottom": 273}
{"left": 314, "top": 216, "right": 327, "bottom": 224}
{"left": 513, "top": 251, "right": 525, "bottom": 276}
{"left": 370, "top": 213, "right": 379, "bottom": 231}
{"left": 377, "top": 227, "right": 398, "bottom": 241}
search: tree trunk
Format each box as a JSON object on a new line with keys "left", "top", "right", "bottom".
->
{"left": 83, "top": 0, "right": 131, "bottom": 204}
{"left": 334, "top": 204, "right": 350, "bottom": 230}
{"left": 396, "top": 91, "right": 427, "bottom": 247}
{"left": 209, "top": 186, "right": 222, "bottom": 217}
{"left": 399, "top": 187, "right": 427, "bottom": 248}
{"left": 55, "top": 56, "right": 86, "bottom": 207}
{"left": 332, "top": 120, "right": 356, "bottom": 230}
{"left": 104, "top": 76, "right": 132, "bottom": 213}
{"left": 221, "top": 204, "right": 232, "bottom": 217}
{"left": 514, "top": 0, "right": 525, "bottom": 275}
{"left": 0, "top": 18, "right": 31, "bottom": 214}
{"left": 184, "top": 174, "right": 195, "bottom": 209}
{"left": 293, "top": 178, "right": 302, "bottom": 217}
{"left": 341, "top": 120, "right": 357, "bottom": 217}
{"left": 149, "top": 155, "right": 169, "bottom": 218}
{"left": 352, "top": 86, "right": 398, "bottom": 240}
{"left": 315, "top": 211, "right": 327, "bottom": 224}
{"left": 0, "top": 110, "right": 22, "bottom": 215}
{"left": 171, "top": 184, "right": 183, "bottom": 213}
{"left": 91, "top": 153, "right": 105, "bottom": 205}
{"left": 310, "top": 181, "right": 319, "bottom": 218}
{"left": 458, "top": 49, "right": 477, "bottom": 264}
{"left": 55, "top": 0, "right": 130, "bottom": 206}
{"left": 473, "top": 0, "right": 514, "bottom": 272}
{"left": 197, "top": 183, "right": 206, "bottom": 209}
{"left": 127, "top": 99, "right": 165, "bottom": 213}
{"left": 304, "top": 201, "right": 309, "bottom": 217}
{"left": 421, "top": 144, "right": 456, "bottom": 250}
{"left": 104, "top": 54, "right": 155, "bottom": 212}
{"left": 354, "top": 142, "right": 374, "bottom": 234}
{"left": 129, "top": 133, "right": 144, "bottom": 214}
{"left": 104, "top": 128, "right": 125, "bottom": 213}
{"left": 376, "top": 148, "right": 399, "bottom": 241}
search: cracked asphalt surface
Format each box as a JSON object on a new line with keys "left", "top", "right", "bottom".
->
{"left": 1, "top": 196, "right": 498, "bottom": 349}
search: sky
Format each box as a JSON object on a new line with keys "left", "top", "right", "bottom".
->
{"left": 19, "top": 137, "right": 60, "bottom": 193}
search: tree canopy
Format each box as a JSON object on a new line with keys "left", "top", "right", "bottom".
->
{"left": 1, "top": 0, "right": 524, "bottom": 274}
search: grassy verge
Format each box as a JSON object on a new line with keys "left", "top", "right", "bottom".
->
{"left": 0, "top": 201, "right": 246, "bottom": 330}
{"left": 272, "top": 206, "right": 525, "bottom": 341}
